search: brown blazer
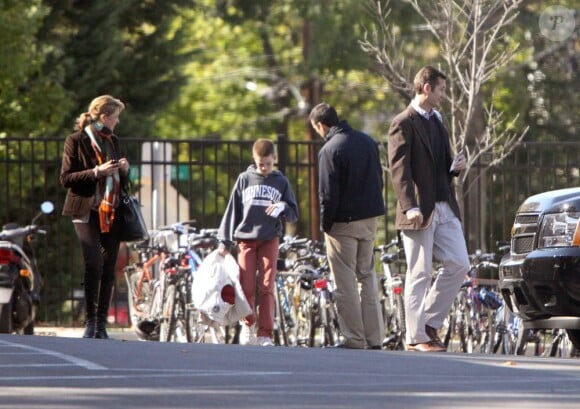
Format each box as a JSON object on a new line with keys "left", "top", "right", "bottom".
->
{"left": 59, "top": 129, "right": 128, "bottom": 218}
{"left": 387, "top": 105, "right": 461, "bottom": 230}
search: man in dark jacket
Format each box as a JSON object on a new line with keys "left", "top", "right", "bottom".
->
{"left": 310, "top": 102, "right": 385, "bottom": 349}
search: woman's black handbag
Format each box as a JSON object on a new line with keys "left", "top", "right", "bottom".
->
{"left": 117, "top": 194, "right": 149, "bottom": 243}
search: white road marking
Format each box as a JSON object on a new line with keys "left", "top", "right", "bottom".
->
{"left": 0, "top": 370, "right": 291, "bottom": 381}
{"left": 0, "top": 339, "right": 106, "bottom": 370}
{"left": 0, "top": 363, "right": 77, "bottom": 368}
{"left": 0, "top": 352, "right": 42, "bottom": 355}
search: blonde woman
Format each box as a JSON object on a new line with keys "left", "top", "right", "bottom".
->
{"left": 60, "top": 95, "right": 130, "bottom": 339}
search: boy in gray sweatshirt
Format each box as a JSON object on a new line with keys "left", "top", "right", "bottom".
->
{"left": 218, "top": 139, "right": 298, "bottom": 346}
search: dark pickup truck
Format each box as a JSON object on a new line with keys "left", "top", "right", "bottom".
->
{"left": 499, "top": 187, "right": 580, "bottom": 349}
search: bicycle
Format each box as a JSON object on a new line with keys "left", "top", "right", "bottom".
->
{"left": 544, "top": 329, "right": 577, "bottom": 358}
{"left": 274, "top": 236, "right": 341, "bottom": 347}
{"left": 273, "top": 269, "right": 302, "bottom": 346}
{"left": 294, "top": 239, "right": 341, "bottom": 348}
{"left": 442, "top": 248, "right": 504, "bottom": 353}
{"left": 124, "top": 234, "right": 170, "bottom": 341}
{"left": 306, "top": 262, "right": 341, "bottom": 347}
{"left": 274, "top": 236, "right": 316, "bottom": 347}
{"left": 374, "top": 239, "right": 406, "bottom": 350}
{"left": 158, "top": 224, "right": 225, "bottom": 344}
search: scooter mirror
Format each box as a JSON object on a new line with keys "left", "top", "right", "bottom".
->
{"left": 40, "top": 201, "right": 55, "bottom": 215}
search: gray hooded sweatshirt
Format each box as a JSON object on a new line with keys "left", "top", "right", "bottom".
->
{"left": 218, "top": 165, "right": 299, "bottom": 243}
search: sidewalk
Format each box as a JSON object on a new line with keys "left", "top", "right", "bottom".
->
{"left": 34, "top": 325, "right": 139, "bottom": 341}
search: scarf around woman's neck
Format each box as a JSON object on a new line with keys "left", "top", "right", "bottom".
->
{"left": 84, "top": 125, "right": 120, "bottom": 233}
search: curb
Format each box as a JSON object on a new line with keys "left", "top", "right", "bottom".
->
{"left": 34, "top": 326, "right": 138, "bottom": 341}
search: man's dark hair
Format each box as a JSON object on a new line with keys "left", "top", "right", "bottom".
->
{"left": 309, "top": 102, "right": 340, "bottom": 127}
{"left": 413, "top": 66, "right": 446, "bottom": 94}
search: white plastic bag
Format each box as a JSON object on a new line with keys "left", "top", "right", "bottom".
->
{"left": 191, "top": 249, "right": 251, "bottom": 326}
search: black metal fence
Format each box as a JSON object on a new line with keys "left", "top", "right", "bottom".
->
{"left": 1, "top": 137, "right": 578, "bottom": 326}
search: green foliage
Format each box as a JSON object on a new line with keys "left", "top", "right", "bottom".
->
{"left": 0, "top": 1, "right": 68, "bottom": 137}
{"left": 155, "top": 0, "right": 402, "bottom": 141}
{"left": 486, "top": 4, "right": 577, "bottom": 142}
{"left": 39, "top": 0, "right": 195, "bottom": 138}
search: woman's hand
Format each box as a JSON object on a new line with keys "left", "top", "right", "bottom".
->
{"left": 118, "top": 158, "right": 130, "bottom": 175}
{"left": 96, "top": 160, "right": 119, "bottom": 177}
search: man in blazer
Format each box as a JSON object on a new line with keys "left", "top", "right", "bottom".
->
{"left": 388, "top": 66, "right": 470, "bottom": 352}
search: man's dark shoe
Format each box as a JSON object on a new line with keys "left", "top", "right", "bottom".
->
{"left": 328, "top": 342, "right": 364, "bottom": 349}
{"left": 406, "top": 341, "right": 446, "bottom": 352}
{"left": 425, "top": 325, "right": 446, "bottom": 349}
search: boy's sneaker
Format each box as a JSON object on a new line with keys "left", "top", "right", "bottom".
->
{"left": 258, "top": 336, "right": 274, "bottom": 347}
{"left": 239, "top": 323, "right": 256, "bottom": 345}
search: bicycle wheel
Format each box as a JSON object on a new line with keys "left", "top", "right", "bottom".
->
{"left": 566, "top": 329, "right": 580, "bottom": 352}
{"left": 493, "top": 304, "right": 514, "bottom": 354}
{"left": 479, "top": 308, "right": 495, "bottom": 354}
{"left": 457, "top": 296, "right": 469, "bottom": 352}
{"left": 169, "top": 292, "right": 188, "bottom": 343}
{"left": 393, "top": 292, "right": 406, "bottom": 350}
{"left": 274, "top": 279, "right": 288, "bottom": 346}
{"left": 126, "top": 268, "right": 153, "bottom": 317}
{"left": 208, "top": 324, "right": 226, "bottom": 344}
{"left": 159, "top": 284, "right": 176, "bottom": 342}
{"left": 442, "top": 310, "right": 454, "bottom": 349}
{"left": 276, "top": 275, "right": 301, "bottom": 347}
{"left": 464, "top": 296, "right": 478, "bottom": 354}
{"left": 381, "top": 294, "right": 396, "bottom": 347}
{"left": 324, "top": 294, "right": 341, "bottom": 347}
{"left": 293, "top": 288, "right": 312, "bottom": 347}
{"left": 308, "top": 298, "right": 320, "bottom": 347}
{"left": 556, "top": 331, "right": 574, "bottom": 358}
{"left": 445, "top": 292, "right": 468, "bottom": 352}
{"left": 185, "top": 307, "right": 206, "bottom": 343}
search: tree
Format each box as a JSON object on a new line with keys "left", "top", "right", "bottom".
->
{"left": 0, "top": 0, "right": 69, "bottom": 137}
{"left": 156, "top": 0, "right": 407, "bottom": 141}
{"left": 360, "top": 0, "right": 530, "bottom": 189}
{"left": 360, "top": 0, "right": 537, "bottom": 249}
{"left": 518, "top": 3, "right": 578, "bottom": 142}
{"left": 38, "top": 0, "right": 195, "bottom": 138}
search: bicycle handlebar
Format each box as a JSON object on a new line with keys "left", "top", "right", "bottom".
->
{"left": 0, "top": 225, "right": 44, "bottom": 241}
{"left": 374, "top": 239, "right": 401, "bottom": 253}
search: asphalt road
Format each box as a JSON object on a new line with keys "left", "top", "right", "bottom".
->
{"left": 1, "top": 332, "right": 579, "bottom": 409}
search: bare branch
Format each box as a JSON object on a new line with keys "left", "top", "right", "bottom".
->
{"left": 361, "top": 0, "right": 528, "bottom": 190}
{"left": 359, "top": 0, "right": 413, "bottom": 101}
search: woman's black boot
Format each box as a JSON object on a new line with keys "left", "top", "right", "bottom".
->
{"left": 83, "top": 319, "right": 96, "bottom": 338}
{"left": 95, "top": 319, "right": 109, "bottom": 339}
{"left": 82, "top": 271, "right": 98, "bottom": 338}
{"left": 95, "top": 275, "right": 114, "bottom": 340}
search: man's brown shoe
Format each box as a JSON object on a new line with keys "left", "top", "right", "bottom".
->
{"left": 425, "top": 325, "right": 446, "bottom": 350}
{"left": 406, "top": 341, "right": 446, "bottom": 352}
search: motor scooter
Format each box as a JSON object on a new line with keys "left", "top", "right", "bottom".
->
{"left": 0, "top": 201, "right": 54, "bottom": 334}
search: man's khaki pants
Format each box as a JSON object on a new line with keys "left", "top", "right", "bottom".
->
{"left": 325, "top": 217, "right": 384, "bottom": 348}
{"left": 401, "top": 202, "right": 470, "bottom": 345}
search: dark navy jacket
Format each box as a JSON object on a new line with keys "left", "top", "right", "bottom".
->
{"left": 318, "top": 120, "right": 385, "bottom": 233}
